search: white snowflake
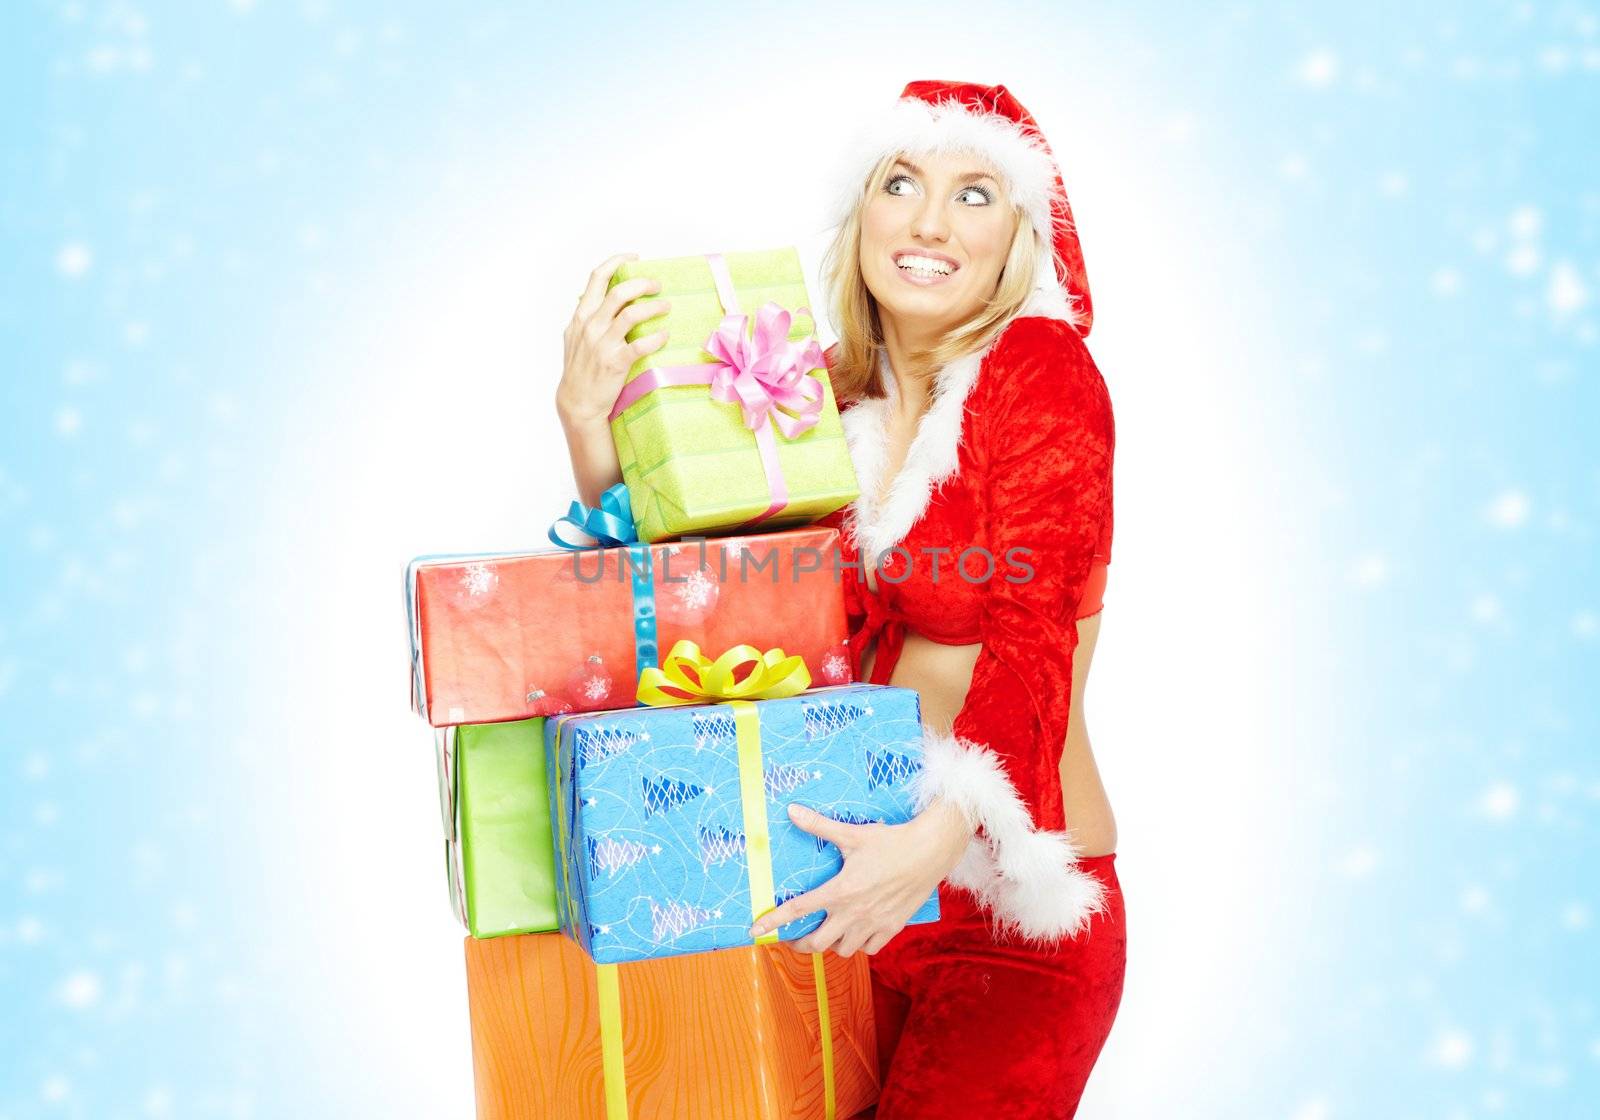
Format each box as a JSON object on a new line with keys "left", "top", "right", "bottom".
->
{"left": 1483, "top": 489, "right": 1529, "bottom": 530}
{"left": 1297, "top": 49, "right": 1339, "bottom": 87}
{"left": 670, "top": 569, "right": 717, "bottom": 612}
{"left": 460, "top": 563, "right": 497, "bottom": 596}
{"left": 1547, "top": 261, "right": 1588, "bottom": 315}
{"left": 55, "top": 242, "right": 92, "bottom": 278}
{"left": 1508, "top": 204, "right": 1542, "bottom": 239}
{"left": 1505, "top": 244, "right": 1541, "bottom": 277}
{"left": 1478, "top": 781, "right": 1519, "bottom": 820}
{"left": 1427, "top": 1029, "right": 1473, "bottom": 1071}
{"left": 822, "top": 651, "right": 849, "bottom": 683}
{"left": 57, "top": 970, "right": 101, "bottom": 1009}
{"left": 1349, "top": 552, "right": 1389, "bottom": 588}
{"left": 1430, "top": 268, "right": 1462, "bottom": 297}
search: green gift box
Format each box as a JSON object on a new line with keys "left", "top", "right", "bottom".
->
{"left": 439, "top": 718, "right": 560, "bottom": 939}
{"left": 607, "top": 248, "right": 859, "bottom": 542}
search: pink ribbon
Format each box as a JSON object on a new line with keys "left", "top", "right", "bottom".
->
{"left": 608, "top": 253, "right": 827, "bottom": 528}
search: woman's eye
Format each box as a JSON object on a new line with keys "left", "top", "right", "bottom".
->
{"left": 885, "top": 174, "right": 917, "bottom": 196}
{"left": 958, "top": 186, "right": 994, "bottom": 205}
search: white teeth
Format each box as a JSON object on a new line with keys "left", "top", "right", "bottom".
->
{"left": 895, "top": 254, "right": 953, "bottom": 276}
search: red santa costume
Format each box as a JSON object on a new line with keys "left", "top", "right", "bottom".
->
{"left": 813, "top": 82, "right": 1125, "bottom": 1118}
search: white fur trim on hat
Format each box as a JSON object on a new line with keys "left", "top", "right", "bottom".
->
{"left": 831, "top": 96, "right": 1063, "bottom": 241}
{"left": 914, "top": 728, "right": 1107, "bottom": 942}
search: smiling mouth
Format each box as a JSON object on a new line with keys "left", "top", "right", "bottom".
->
{"left": 893, "top": 252, "right": 959, "bottom": 279}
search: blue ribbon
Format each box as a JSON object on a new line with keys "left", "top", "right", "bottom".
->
{"left": 627, "top": 542, "right": 659, "bottom": 682}
{"left": 546, "top": 483, "right": 659, "bottom": 683}
{"left": 547, "top": 483, "right": 639, "bottom": 550}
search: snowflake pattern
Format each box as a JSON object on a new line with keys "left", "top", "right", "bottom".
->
{"left": 666, "top": 568, "right": 716, "bottom": 612}
{"left": 821, "top": 650, "right": 850, "bottom": 684}
{"left": 459, "top": 562, "right": 497, "bottom": 596}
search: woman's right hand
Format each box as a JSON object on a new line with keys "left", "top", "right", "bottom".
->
{"left": 555, "top": 252, "right": 672, "bottom": 427}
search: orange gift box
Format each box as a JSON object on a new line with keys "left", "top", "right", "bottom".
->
{"left": 463, "top": 932, "right": 879, "bottom": 1120}
{"left": 408, "top": 527, "right": 851, "bottom": 727}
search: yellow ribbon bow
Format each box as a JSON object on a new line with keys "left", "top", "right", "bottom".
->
{"left": 636, "top": 638, "right": 812, "bottom": 706}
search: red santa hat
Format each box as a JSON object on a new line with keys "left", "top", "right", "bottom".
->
{"left": 831, "top": 80, "right": 1093, "bottom": 336}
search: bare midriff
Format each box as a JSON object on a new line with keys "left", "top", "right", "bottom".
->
{"left": 861, "top": 615, "right": 1118, "bottom": 859}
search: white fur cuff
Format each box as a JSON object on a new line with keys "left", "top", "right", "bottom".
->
{"left": 913, "top": 728, "right": 1107, "bottom": 943}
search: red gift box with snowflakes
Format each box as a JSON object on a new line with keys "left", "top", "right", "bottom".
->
{"left": 406, "top": 527, "right": 851, "bottom": 727}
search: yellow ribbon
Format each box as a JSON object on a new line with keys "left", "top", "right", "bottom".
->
{"left": 635, "top": 638, "right": 812, "bottom": 707}
{"left": 728, "top": 698, "right": 778, "bottom": 945}
{"left": 596, "top": 952, "right": 836, "bottom": 1119}
{"left": 813, "top": 952, "right": 836, "bottom": 1120}
{"left": 554, "top": 716, "right": 631, "bottom": 1116}
{"left": 596, "top": 962, "right": 629, "bottom": 1119}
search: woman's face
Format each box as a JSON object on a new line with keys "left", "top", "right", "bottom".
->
{"left": 859, "top": 149, "right": 1016, "bottom": 337}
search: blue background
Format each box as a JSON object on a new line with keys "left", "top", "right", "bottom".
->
{"left": 2, "top": 1, "right": 1596, "bottom": 1116}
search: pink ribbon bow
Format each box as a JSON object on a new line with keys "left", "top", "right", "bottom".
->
{"left": 704, "top": 303, "right": 826, "bottom": 439}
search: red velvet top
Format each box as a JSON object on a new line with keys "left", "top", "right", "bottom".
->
{"left": 815, "top": 316, "right": 1116, "bottom": 838}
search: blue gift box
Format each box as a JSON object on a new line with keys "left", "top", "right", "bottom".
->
{"left": 544, "top": 682, "right": 942, "bottom": 963}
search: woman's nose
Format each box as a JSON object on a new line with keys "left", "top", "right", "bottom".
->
{"left": 910, "top": 197, "right": 951, "bottom": 242}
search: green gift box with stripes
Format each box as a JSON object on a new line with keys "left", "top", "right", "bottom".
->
{"left": 607, "top": 249, "right": 859, "bottom": 542}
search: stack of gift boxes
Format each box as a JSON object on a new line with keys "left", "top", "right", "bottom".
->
{"left": 404, "top": 249, "right": 939, "bottom": 1120}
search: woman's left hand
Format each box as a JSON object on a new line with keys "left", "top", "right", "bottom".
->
{"left": 749, "top": 798, "right": 975, "bottom": 957}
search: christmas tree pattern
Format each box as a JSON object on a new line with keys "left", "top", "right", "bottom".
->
{"left": 764, "top": 762, "right": 818, "bottom": 799}
{"left": 587, "top": 835, "right": 653, "bottom": 881}
{"left": 697, "top": 824, "right": 746, "bottom": 869}
{"left": 692, "top": 709, "right": 737, "bottom": 749}
{"left": 867, "top": 748, "right": 922, "bottom": 792}
{"left": 650, "top": 898, "right": 721, "bottom": 941}
{"left": 804, "top": 699, "right": 870, "bottom": 741}
{"left": 578, "top": 726, "right": 641, "bottom": 770}
{"left": 641, "top": 772, "right": 706, "bottom": 818}
{"left": 811, "top": 810, "right": 879, "bottom": 851}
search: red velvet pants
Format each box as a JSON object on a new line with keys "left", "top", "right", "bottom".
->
{"left": 864, "top": 854, "right": 1126, "bottom": 1119}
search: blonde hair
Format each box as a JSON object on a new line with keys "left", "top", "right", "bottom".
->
{"left": 822, "top": 151, "right": 1041, "bottom": 402}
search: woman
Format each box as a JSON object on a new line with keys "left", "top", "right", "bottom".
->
{"left": 557, "top": 81, "right": 1123, "bottom": 1119}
